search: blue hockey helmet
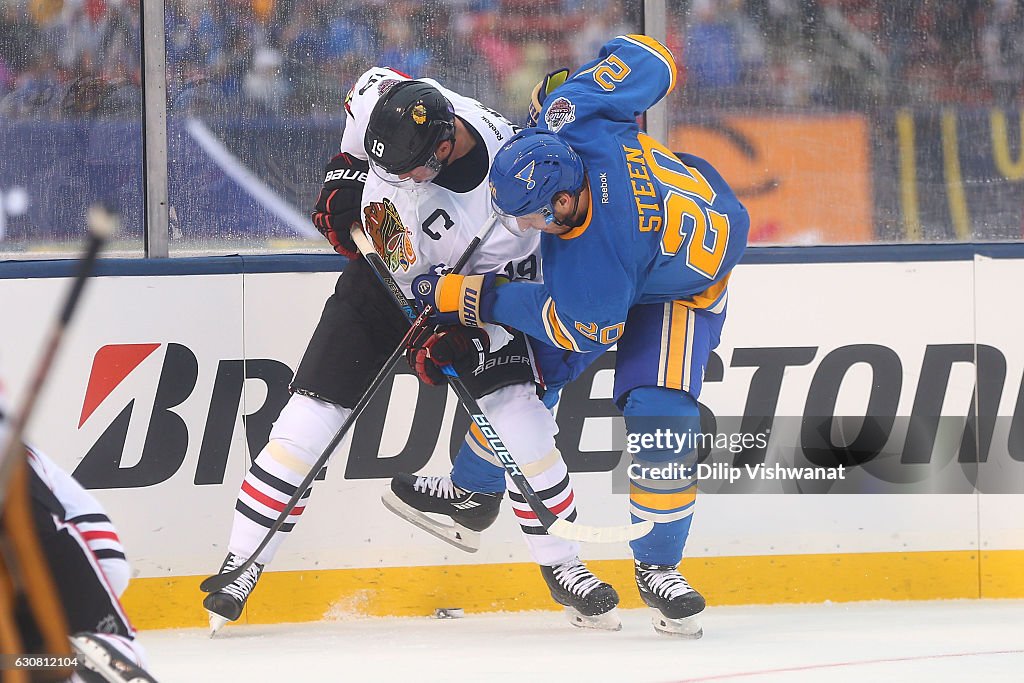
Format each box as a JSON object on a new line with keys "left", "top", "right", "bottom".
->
{"left": 489, "top": 129, "right": 585, "bottom": 218}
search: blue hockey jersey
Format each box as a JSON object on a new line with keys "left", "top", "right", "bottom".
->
{"left": 486, "top": 35, "right": 749, "bottom": 353}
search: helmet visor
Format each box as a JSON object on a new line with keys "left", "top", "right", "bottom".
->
{"left": 491, "top": 191, "right": 555, "bottom": 222}
{"left": 492, "top": 196, "right": 556, "bottom": 236}
{"left": 369, "top": 147, "right": 448, "bottom": 187}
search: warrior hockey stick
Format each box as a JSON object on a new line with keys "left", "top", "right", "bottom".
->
{"left": 350, "top": 224, "right": 654, "bottom": 545}
{"left": 200, "top": 216, "right": 502, "bottom": 594}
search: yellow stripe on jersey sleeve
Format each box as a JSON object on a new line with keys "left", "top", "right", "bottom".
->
{"left": 542, "top": 298, "right": 582, "bottom": 352}
{"left": 622, "top": 34, "right": 678, "bottom": 95}
{"left": 677, "top": 276, "right": 730, "bottom": 312}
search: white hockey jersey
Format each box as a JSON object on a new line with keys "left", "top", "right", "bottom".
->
{"left": 339, "top": 68, "right": 540, "bottom": 298}
{"left": 0, "top": 390, "right": 130, "bottom": 596}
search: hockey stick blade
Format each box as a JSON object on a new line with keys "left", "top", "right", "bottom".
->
{"left": 200, "top": 565, "right": 243, "bottom": 593}
{"left": 547, "top": 517, "right": 653, "bottom": 544}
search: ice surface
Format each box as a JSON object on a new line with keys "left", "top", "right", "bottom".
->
{"left": 142, "top": 600, "right": 1024, "bottom": 682}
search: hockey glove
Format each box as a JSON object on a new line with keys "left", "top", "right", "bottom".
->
{"left": 406, "top": 325, "right": 490, "bottom": 385}
{"left": 527, "top": 68, "right": 570, "bottom": 128}
{"left": 311, "top": 152, "right": 369, "bottom": 259}
{"left": 412, "top": 271, "right": 508, "bottom": 327}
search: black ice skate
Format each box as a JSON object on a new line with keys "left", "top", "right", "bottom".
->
{"left": 70, "top": 633, "right": 160, "bottom": 683}
{"left": 634, "top": 560, "right": 705, "bottom": 638}
{"left": 539, "top": 557, "right": 621, "bottom": 631}
{"left": 202, "top": 552, "right": 264, "bottom": 636}
{"left": 382, "top": 474, "right": 502, "bottom": 552}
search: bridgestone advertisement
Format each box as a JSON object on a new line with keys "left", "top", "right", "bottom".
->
{"left": 0, "top": 254, "right": 1021, "bottom": 577}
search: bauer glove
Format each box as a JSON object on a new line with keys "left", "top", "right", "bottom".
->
{"left": 412, "top": 270, "right": 509, "bottom": 327}
{"left": 311, "top": 152, "right": 369, "bottom": 259}
{"left": 406, "top": 325, "right": 490, "bottom": 385}
{"left": 527, "top": 68, "right": 570, "bottom": 128}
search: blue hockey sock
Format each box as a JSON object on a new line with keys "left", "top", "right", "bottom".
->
{"left": 624, "top": 386, "right": 700, "bottom": 566}
{"left": 450, "top": 433, "right": 506, "bottom": 494}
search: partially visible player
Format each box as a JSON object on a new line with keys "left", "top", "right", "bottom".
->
{"left": 0, "top": 378, "right": 159, "bottom": 681}
{"left": 202, "top": 69, "right": 620, "bottom": 635}
{"left": 411, "top": 35, "right": 750, "bottom": 637}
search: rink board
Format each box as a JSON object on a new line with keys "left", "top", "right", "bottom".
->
{"left": 1, "top": 247, "right": 1023, "bottom": 628}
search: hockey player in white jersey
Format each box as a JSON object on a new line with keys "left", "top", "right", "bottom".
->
{"left": 203, "top": 68, "right": 619, "bottom": 635}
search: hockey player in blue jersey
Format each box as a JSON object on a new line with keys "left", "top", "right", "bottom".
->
{"left": 410, "top": 34, "right": 749, "bottom": 637}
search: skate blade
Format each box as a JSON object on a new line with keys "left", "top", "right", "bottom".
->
{"left": 208, "top": 611, "right": 230, "bottom": 637}
{"left": 564, "top": 606, "right": 622, "bottom": 631}
{"left": 70, "top": 634, "right": 151, "bottom": 681}
{"left": 70, "top": 635, "right": 116, "bottom": 676}
{"left": 651, "top": 610, "right": 703, "bottom": 639}
{"left": 381, "top": 488, "right": 481, "bottom": 553}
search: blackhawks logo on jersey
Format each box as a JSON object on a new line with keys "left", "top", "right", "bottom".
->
{"left": 364, "top": 198, "right": 417, "bottom": 272}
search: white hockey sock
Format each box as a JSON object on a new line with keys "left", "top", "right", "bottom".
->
{"left": 477, "top": 384, "right": 580, "bottom": 566}
{"left": 228, "top": 393, "right": 350, "bottom": 565}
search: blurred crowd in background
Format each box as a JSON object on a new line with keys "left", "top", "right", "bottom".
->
{"left": 0, "top": 0, "right": 1022, "bottom": 122}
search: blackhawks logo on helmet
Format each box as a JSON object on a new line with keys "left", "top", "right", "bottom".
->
{"left": 363, "top": 198, "right": 417, "bottom": 272}
{"left": 544, "top": 97, "right": 576, "bottom": 133}
{"left": 411, "top": 103, "right": 428, "bottom": 125}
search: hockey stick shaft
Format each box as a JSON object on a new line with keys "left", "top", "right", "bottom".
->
{"left": 0, "top": 207, "right": 114, "bottom": 673}
{"left": 0, "top": 207, "right": 115, "bottom": 501}
{"left": 200, "top": 216, "right": 501, "bottom": 594}
{"left": 352, "top": 220, "right": 653, "bottom": 544}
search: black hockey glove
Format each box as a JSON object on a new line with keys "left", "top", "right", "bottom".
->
{"left": 311, "top": 152, "right": 369, "bottom": 259}
{"left": 406, "top": 325, "right": 490, "bottom": 386}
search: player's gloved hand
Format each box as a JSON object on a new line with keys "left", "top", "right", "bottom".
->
{"left": 406, "top": 325, "right": 490, "bottom": 385}
{"left": 411, "top": 270, "right": 509, "bottom": 327}
{"left": 311, "top": 152, "right": 369, "bottom": 259}
{"left": 527, "top": 68, "right": 570, "bottom": 128}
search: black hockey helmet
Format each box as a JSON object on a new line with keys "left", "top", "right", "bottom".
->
{"left": 364, "top": 80, "right": 456, "bottom": 176}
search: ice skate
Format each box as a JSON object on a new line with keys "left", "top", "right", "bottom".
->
{"left": 202, "top": 552, "right": 264, "bottom": 636}
{"left": 540, "top": 557, "right": 621, "bottom": 631}
{"left": 70, "top": 633, "right": 159, "bottom": 682}
{"left": 382, "top": 474, "right": 502, "bottom": 552}
{"left": 634, "top": 560, "right": 705, "bottom": 638}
